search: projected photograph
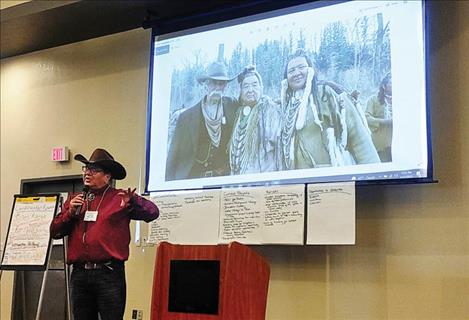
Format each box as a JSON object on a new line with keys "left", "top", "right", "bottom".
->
{"left": 147, "top": 0, "right": 428, "bottom": 191}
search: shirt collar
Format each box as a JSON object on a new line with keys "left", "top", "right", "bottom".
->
{"left": 89, "top": 184, "right": 111, "bottom": 195}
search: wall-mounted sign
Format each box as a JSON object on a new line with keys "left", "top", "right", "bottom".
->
{"left": 51, "top": 147, "right": 69, "bottom": 162}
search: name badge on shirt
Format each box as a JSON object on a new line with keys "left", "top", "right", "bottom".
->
{"left": 84, "top": 210, "right": 98, "bottom": 222}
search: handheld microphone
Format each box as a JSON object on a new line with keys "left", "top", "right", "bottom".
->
{"left": 74, "top": 186, "right": 90, "bottom": 216}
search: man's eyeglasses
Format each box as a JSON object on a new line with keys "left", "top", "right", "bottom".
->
{"left": 82, "top": 165, "right": 104, "bottom": 175}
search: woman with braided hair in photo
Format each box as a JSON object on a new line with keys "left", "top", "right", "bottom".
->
{"left": 229, "top": 65, "right": 283, "bottom": 175}
{"left": 279, "top": 49, "right": 380, "bottom": 170}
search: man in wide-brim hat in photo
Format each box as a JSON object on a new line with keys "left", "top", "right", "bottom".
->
{"left": 50, "top": 148, "right": 159, "bottom": 320}
{"left": 166, "top": 60, "right": 239, "bottom": 181}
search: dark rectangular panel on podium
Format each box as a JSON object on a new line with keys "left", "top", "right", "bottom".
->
{"left": 168, "top": 260, "right": 220, "bottom": 314}
{"left": 151, "top": 242, "right": 270, "bottom": 320}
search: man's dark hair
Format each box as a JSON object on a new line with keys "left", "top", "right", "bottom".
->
{"left": 378, "top": 73, "right": 392, "bottom": 105}
{"left": 284, "top": 49, "right": 321, "bottom": 110}
{"left": 283, "top": 49, "right": 342, "bottom": 128}
{"left": 283, "top": 49, "right": 313, "bottom": 79}
{"left": 92, "top": 164, "right": 112, "bottom": 180}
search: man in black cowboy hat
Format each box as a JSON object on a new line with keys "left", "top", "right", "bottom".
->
{"left": 165, "top": 61, "right": 238, "bottom": 181}
{"left": 50, "top": 148, "right": 159, "bottom": 320}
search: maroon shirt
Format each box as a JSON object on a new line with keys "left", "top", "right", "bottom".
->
{"left": 50, "top": 185, "right": 159, "bottom": 264}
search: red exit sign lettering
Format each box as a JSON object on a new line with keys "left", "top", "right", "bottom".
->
{"left": 52, "top": 147, "right": 69, "bottom": 162}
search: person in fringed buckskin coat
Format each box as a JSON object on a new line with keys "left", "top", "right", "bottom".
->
{"left": 229, "top": 65, "right": 282, "bottom": 175}
{"left": 279, "top": 49, "right": 380, "bottom": 170}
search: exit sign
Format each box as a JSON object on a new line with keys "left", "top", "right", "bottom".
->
{"left": 51, "top": 147, "right": 69, "bottom": 162}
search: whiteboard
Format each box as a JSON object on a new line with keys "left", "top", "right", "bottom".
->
{"left": 218, "top": 184, "right": 305, "bottom": 245}
{"left": 147, "top": 189, "right": 220, "bottom": 245}
{"left": 1, "top": 194, "right": 60, "bottom": 270}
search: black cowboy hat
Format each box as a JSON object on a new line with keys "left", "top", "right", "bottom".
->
{"left": 196, "top": 61, "right": 236, "bottom": 84}
{"left": 74, "top": 148, "right": 126, "bottom": 180}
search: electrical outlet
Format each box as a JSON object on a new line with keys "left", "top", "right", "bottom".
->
{"left": 131, "top": 309, "right": 143, "bottom": 320}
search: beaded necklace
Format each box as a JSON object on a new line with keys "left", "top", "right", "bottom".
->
{"left": 82, "top": 184, "right": 110, "bottom": 244}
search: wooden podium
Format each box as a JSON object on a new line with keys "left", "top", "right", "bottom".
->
{"left": 151, "top": 242, "right": 270, "bottom": 320}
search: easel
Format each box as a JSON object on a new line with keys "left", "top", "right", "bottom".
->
{"left": 34, "top": 239, "right": 72, "bottom": 320}
{"left": 35, "top": 239, "right": 72, "bottom": 320}
{"left": 0, "top": 193, "right": 71, "bottom": 320}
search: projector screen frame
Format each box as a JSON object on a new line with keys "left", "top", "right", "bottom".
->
{"left": 144, "top": 0, "right": 436, "bottom": 193}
